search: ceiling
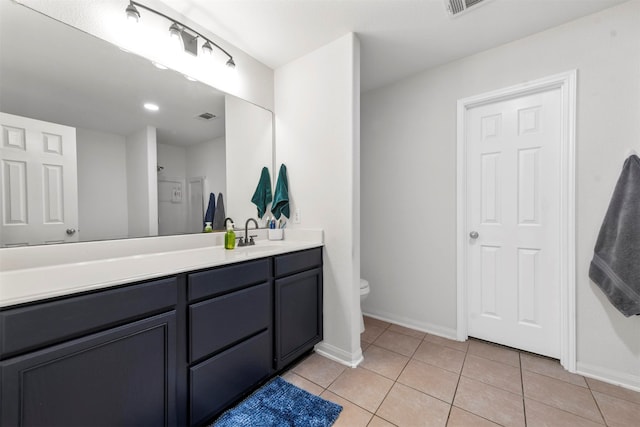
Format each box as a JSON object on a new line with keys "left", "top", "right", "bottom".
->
{"left": 160, "top": 0, "right": 628, "bottom": 92}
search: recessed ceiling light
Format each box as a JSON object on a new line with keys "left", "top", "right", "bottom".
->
{"left": 152, "top": 62, "right": 168, "bottom": 70}
{"left": 144, "top": 103, "right": 159, "bottom": 111}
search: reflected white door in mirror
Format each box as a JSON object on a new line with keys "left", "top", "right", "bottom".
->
{"left": 0, "top": 112, "right": 79, "bottom": 247}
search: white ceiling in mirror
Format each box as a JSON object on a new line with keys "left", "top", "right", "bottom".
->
{"left": 160, "top": 0, "right": 627, "bottom": 92}
{"left": 0, "top": 2, "right": 225, "bottom": 147}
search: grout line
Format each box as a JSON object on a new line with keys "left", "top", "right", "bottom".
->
{"left": 520, "top": 352, "right": 528, "bottom": 427}
{"left": 586, "top": 384, "right": 608, "bottom": 426}
{"left": 445, "top": 347, "right": 468, "bottom": 426}
{"left": 525, "top": 395, "right": 609, "bottom": 426}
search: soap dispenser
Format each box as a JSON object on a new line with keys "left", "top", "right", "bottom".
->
{"left": 203, "top": 222, "right": 213, "bottom": 233}
{"left": 224, "top": 222, "right": 236, "bottom": 250}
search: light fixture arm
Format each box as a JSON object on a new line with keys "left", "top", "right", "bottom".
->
{"left": 129, "top": 1, "right": 235, "bottom": 66}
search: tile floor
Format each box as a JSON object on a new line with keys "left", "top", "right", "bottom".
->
{"left": 283, "top": 316, "right": 640, "bottom": 427}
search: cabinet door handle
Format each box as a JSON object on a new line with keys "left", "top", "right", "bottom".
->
{"left": 66, "top": 228, "right": 76, "bottom": 235}
{"left": 469, "top": 231, "right": 479, "bottom": 239}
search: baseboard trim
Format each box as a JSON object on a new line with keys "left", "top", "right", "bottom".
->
{"left": 362, "top": 310, "right": 459, "bottom": 341}
{"left": 576, "top": 361, "right": 640, "bottom": 393}
{"left": 315, "top": 342, "right": 363, "bottom": 368}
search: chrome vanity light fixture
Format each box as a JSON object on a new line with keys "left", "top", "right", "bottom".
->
{"left": 124, "top": 1, "right": 236, "bottom": 68}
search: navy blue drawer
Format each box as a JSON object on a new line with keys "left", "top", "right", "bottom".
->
{"left": 274, "top": 247, "right": 322, "bottom": 278}
{"left": 188, "top": 259, "right": 270, "bottom": 301}
{"left": 189, "top": 282, "right": 271, "bottom": 362}
{"left": 0, "top": 277, "right": 177, "bottom": 359}
{"left": 189, "top": 330, "right": 271, "bottom": 425}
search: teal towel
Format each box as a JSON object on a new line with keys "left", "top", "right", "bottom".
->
{"left": 272, "top": 164, "right": 289, "bottom": 220}
{"left": 251, "top": 167, "right": 272, "bottom": 219}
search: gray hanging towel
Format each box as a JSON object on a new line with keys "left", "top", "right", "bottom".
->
{"left": 211, "top": 193, "right": 226, "bottom": 231}
{"left": 589, "top": 155, "right": 640, "bottom": 316}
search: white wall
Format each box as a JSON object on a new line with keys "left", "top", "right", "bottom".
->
{"left": 225, "top": 95, "right": 274, "bottom": 225}
{"left": 76, "top": 128, "right": 128, "bottom": 241}
{"left": 157, "top": 143, "right": 187, "bottom": 235}
{"left": 187, "top": 137, "right": 226, "bottom": 203}
{"left": 126, "top": 126, "right": 158, "bottom": 238}
{"left": 19, "top": 0, "right": 274, "bottom": 110}
{"left": 275, "top": 33, "right": 361, "bottom": 365}
{"left": 361, "top": 1, "right": 640, "bottom": 389}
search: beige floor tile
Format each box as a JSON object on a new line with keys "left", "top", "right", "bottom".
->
{"left": 447, "top": 407, "right": 500, "bottom": 427}
{"left": 453, "top": 376, "right": 525, "bottom": 427}
{"left": 368, "top": 416, "right": 397, "bottom": 427}
{"left": 397, "top": 359, "right": 459, "bottom": 403}
{"left": 586, "top": 377, "right": 640, "bottom": 405}
{"left": 592, "top": 390, "right": 640, "bottom": 427}
{"left": 376, "top": 382, "right": 450, "bottom": 427}
{"left": 361, "top": 345, "right": 410, "bottom": 380}
{"left": 362, "top": 324, "right": 387, "bottom": 344}
{"left": 522, "top": 371, "right": 603, "bottom": 423}
{"left": 524, "top": 398, "right": 604, "bottom": 427}
{"left": 520, "top": 353, "right": 586, "bottom": 387}
{"left": 280, "top": 372, "right": 324, "bottom": 395}
{"left": 364, "top": 316, "right": 391, "bottom": 329}
{"left": 467, "top": 340, "right": 520, "bottom": 367}
{"left": 361, "top": 340, "right": 372, "bottom": 352}
{"left": 373, "top": 330, "right": 421, "bottom": 357}
{"left": 413, "top": 341, "right": 466, "bottom": 374}
{"left": 321, "top": 390, "right": 373, "bottom": 427}
{"left": 423, "top": 333, "right": 469, "bottom": 352}
{"left": 388, "top": 323, "right": 426, "bottom": 339}
{"left": 291, "top": 353, "right": 346, "bottom": 388}
{"left": 328, "top": 367, "right": 394, "bottom": 413}
{"left": 461, "top": 354, "right": 522, "bottom": 395}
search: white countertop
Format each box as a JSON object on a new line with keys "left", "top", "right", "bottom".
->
{"left": 0, "top": 229, "right": 323, "bottom": 308}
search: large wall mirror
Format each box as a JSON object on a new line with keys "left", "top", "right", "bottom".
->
{"left": 0, "top": 2, "right": 274, "bottom": 247}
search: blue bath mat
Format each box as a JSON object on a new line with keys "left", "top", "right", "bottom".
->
{"left": 212, "top": 377, "right": 342, "bottom": 427}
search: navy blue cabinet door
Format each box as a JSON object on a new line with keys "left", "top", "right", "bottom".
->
{"left": 1, "top": 311, "right": 177, "bottom": 427}
{"left": 274, "top": 267, "right": 323, "bottom": 370}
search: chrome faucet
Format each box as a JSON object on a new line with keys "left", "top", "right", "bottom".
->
{"left": 238, "top": 218, "right": 259, "bottom": 246}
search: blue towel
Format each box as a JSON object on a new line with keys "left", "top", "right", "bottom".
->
{"left": 271, "top": 164, "right": 289, "bottom": 220}
{"left": 204, "top": 193, "right": 215, "bottom": 228}
{"left": 251, "top": 167, "right": 272, "bottom": 219}
{"left": 211, "top": 193, "right": 226, "bottom": 231}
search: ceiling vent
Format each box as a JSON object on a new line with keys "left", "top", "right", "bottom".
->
{"left": 195, "top": 112, "right": 217, "bottom": 121}
{"left": 445, "top": 0, "right": 488, "bottom": 16}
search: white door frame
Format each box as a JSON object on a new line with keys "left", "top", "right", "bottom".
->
{"left": 456, "top": 70, "right": 577, "bottom": 371}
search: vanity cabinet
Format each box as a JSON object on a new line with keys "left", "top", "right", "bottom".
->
{"left": 0, "top": 247, "right": 323, "bottom": 427}
{"left": 0, "top": 277, "right": 178, "bottom": 427}
{"left": 274, "top": 248, "right": 323, "bottom": 370}
{"left": 186, "top": 259, "right": 273, "bottom": 426}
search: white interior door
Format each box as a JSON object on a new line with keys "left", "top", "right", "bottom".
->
{"left": 466, "top": 88, "right": 561, "bottom": 358}
{"left": 0, "top": 112, "right": 78, "bottom": 247}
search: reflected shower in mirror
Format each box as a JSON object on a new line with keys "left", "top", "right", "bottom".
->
{"left": 0, "top": 2, "right": 273, "bottom": 247}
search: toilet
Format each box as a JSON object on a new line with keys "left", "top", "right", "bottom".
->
{"left": 359, "top": 278, "right": 370, "bottom": 333}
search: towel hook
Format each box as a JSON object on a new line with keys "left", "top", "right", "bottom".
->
{"left": 628, "top": 148, "right": 639, "bottom": 157}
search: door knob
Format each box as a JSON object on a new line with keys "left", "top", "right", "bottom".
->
{"left": 66, "top": 228, "right": 76, "bottom": 235}
{"left": 469, "top": 231, "right": 479, "bottom": 239}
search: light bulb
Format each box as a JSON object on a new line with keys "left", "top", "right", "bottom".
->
{"left": 202, "top": 41, "right": 213, "bottom": 56}
{"left": 125, "top": 3, "right": 140, "bottom": 23}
